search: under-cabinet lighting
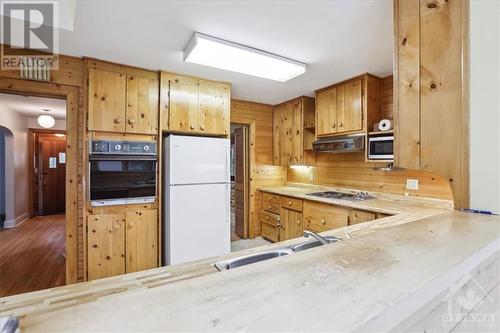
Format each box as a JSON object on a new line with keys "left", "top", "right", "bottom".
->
{"left": 183, "top": 32, "right": 306, "bottom": 82}
{"left": 289, "top": 165, "right": 311, "bottom": 170}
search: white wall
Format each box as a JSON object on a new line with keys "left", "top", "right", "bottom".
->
{"left": 470, "top": 0, "right": 500, "bottom": 213}
{"left": 0, "top": 104, "right": 29, "bottom": 226}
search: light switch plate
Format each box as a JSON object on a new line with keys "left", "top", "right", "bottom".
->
{"left": 406, "top": 179, "right": 419, "bottom": 190}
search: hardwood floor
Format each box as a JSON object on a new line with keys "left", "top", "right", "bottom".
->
{"left": 0, "top": 215, "right": 66, "bottom": 297}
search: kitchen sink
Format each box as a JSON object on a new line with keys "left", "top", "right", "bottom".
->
{"left": 289, "top": 236, "right": 341, "bottom": 252}
{"left": 215, "top": 233, "right": 343, "bottom": 271}
{"left": 214, "top": 248, "right": 294, "bottom": 271}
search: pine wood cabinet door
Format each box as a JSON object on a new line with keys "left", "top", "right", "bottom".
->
{"left": 198, "top": 81, "right": 229, "bottom": 135}
{"left": 290, "top": 99, "right": 304, "bottom": 165}
{"left": 125, "top": 209, "right": 158, "bottom": 273}
{"left": 126, "top": 75, "right": 159, "bottom": 134}
{"left": 280, "top": 103, "right": 293, "bottom": 165}
{"left": 316, "top": 87, "right": 338, "bottom": 136}
{"left": 280, "top": 208, "right": 303, "bottom": 241}
{"left": 348, "top": 210, "right": 376, "bottom": 225}
{"left": 167, "top": 76, "right": 200, "bottom": 133}
{"left": 273, "top": 105, "right": 283, "bottom": 165}
{"left": 87, "top": 214, "right": 125, "bottom": 280}
{"left": 339, "top": 79, "right": 363, "bottom": 132}
{"left": 88, "top": 69, "right": 127, "bottom": 132}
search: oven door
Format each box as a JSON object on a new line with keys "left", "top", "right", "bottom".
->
{"left": 89, "top": 155, "right": 157, "bottom": 206}
{"left": 368, "top": 136, "right": 394, "bottom": 160}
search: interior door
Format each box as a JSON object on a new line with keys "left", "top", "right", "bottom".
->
{"left": 233, "top": 126, "right": 248, "bottom": 238}
{"left": 38, "top": 136, "right": 66, "bottom": 215}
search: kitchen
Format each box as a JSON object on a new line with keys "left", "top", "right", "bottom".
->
{"left": 0, "top": 0, "right": 499, "bottom": 332}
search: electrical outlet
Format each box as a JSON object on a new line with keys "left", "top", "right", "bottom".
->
{"left": 406, "top": 179, "right": 419, "bottom": 190}
{"left": 309, "top": 171, "right": 314, "bottom": 181}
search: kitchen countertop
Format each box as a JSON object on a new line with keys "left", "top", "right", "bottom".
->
{"left": 1, "top": 185, "right": 499, "bottom": 332}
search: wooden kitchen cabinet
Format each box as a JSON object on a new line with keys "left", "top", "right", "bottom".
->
{"left": 87, "top": 214, "right": 125, "bottom": 280}
{"left": 87, "top": 209, "right": 158, "bottom": 280}
{"left": 88, "top": 69, "right": 127, "bottom": 132}
{"left": 125, "top": 75, "right": 159, "bottom": 134}
{"left": 280, "top": 208, "right": 303, "bottom": 240}
{"left": 348, "top": 209, "right": 376, "bottom": 225}
{"left": 88, "top": 68, "right": 159, "bottom": 134}
{"left": 273, "top": 96, "right": 315, "bottom": 166}
{"left": 161, "top": 72, "right": 230, "bottom": 136}
{"left": 125, "top": 209, "right": 158, "bottom": 273}
{"left": 315, "top": 74, "right": 380, "bottom": 137}
{"left": 303, "top": 201, "right": 350, "bottom": 233}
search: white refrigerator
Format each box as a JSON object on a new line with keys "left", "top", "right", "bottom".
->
{"left": 164, "top": 135, "right": 231, "bottom": 265}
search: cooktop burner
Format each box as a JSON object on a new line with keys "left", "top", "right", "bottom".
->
{"left": 306, "top": 191, "right": 374, "bottom": 201}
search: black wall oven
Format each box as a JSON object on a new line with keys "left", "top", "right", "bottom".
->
{"left": 89, "top": 139, "right": 157, "bottom": 206}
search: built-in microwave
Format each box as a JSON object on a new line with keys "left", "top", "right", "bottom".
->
{"left": 368, "top": 135, "right": 394, "bottom": 160}
{"left": 88, "top": 139, "right": 157, "bottom": 207}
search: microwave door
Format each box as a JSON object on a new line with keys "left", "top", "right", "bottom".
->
{"left": 369, "top": 136, "right": 394, "bottom": 160}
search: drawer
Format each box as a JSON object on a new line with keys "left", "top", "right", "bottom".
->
{"left": 259, "top": 210, "right": 280, "bottom": 227}
{"left": 262, "top": 202, "right": 280, "bottom": 214}
{"left": 280, "top": 196, "right": 303, "bottom": 212}
{"left": 261, "top": 222, "right": 280, "bottom": 243}
{"left": 303, "top": 201, "right": 349, "bottom": 232}
{"left": 262, "top": 192, "right": 280, "bottom": 204}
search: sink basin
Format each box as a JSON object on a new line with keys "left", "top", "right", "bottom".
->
{"left": 289, "top": 236, "right": 341, "bottom": 252}
{"left": 214, "top": 248, "right": 294, "bottom": 271}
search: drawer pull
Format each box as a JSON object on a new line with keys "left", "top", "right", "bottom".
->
{"left": 288, "top": 201, "right": 292, "bottom": 206}
{"left": 268, "top": 205, "right": 272, "bottom": 209}
{"left": 190, "top": 124, "right": 195, "bottom": 130}
{"left": 265, "top": 216, "right": 270, "bottom": 220}
{"left": 321, "top": 218, "right": 326, "bottom": 225}
{"left": 297, "top": 220, "right": 301, "bottom": 225}
{"left": 128, "top": 118, "right": 136, "bottom": 125}
{"left": 114, "top": 118, "right": 123, "bottom": 124}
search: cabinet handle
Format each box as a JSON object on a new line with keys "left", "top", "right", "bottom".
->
{"left": 268, "top": 205, "right": 272, "bottom": 209}
{"left": 189, "top": 124, "right": 195, "bottom": 130}
{"left": 321, "top": 218, "right": 326, "bottom": 225}
{"left": 114, "top": 118, "right": 123, "bottom": 124}
{"left": 332, "top": 123, "right": 336, "bottom": 128}
{"left": 128, "top": 221, "right": 134, "bottom": 227}
{"left": 128, "top": 118, "right": 136, "bottom": 125}
{"left": 200, "top": 125, "right": 206, "bottom": 131}
{"left": 265, "top": 216, "right": 269, "bottom": 220}
{"left": 114, "top": 223, "right": 121, "bottom": 230}
{"left": 288, "top": 201, "right": 292, "bottom": 206}
{"left": 339, "top": 122, "right": 343, "bottom": 128}
{"left": 297, "top": 220, "right": 301, "bottom": 225}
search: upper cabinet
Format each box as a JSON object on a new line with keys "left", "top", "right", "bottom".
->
{"left": 161, "top": 72, "right": 230, "bottom": 136}
{"left": 273, "top": 96, "right": 315, "bottom": 166}
{"left": 88, "top": 67, "right": 159, "bottom": 134}
{"left": 315, "top": 74, "right": 379, "bottom": 137}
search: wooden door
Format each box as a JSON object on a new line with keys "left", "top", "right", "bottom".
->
{"left": 234, "top": 126, "right": 248, "bottom": 238}
{"left": 125, "top": 209, "right": 158, "bottom": 273}
{"left": 280, "top": 208, "right": 303, "bottom": 241}
{"left": 88, "top": 69, "right": 127, "bottom": 132}
{"left": 281, "top": 103, "right": 293, "bottom": 165}
{"left": 316, "top": 87, "right": 338, "bottom": 136}
{"left": 38, "top": 136, "right": 66, "bottom": 215}
{"left": 167, "top": 76, "right": 199, "bottom": 133}
{"left": 126, "top": 75, "right": 159, "bottom": 134}
{"left": 198, "top": 82, "right": 229, "bottom": 135}
{"left": 341, "top": 80, "right": 363, "bottom": 132}
{"left": 87, "top": 214, "right": 125, "bottom": 280}
{"left": 290, "top": 99, "right": 303, "bottom": 165}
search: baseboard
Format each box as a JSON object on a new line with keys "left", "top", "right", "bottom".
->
{"left": 4, "top": 212, "right": 29, "bottom": 228}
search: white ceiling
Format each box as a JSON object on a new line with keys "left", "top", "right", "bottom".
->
{"left": 0, "top": 93, "right": 66, "bottom": 119}
{"left": 3, "top": 0, "right": 394, "bottom": 105}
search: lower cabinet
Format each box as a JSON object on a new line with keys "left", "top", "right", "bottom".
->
{"left": 348, "top": 210, "right": 376, "bottom": 225}
{"left": 280, "top": 208, "right": 303, "bottom": 240}
{"left": 87, "top": 209, "right": 158, "bottom": 281}
{"left": 304, "top": 201, "right": 350, "bottom": 233}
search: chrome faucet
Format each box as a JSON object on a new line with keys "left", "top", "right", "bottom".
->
{"left": 303, "top": 230, "right": 330, "bottom": 245}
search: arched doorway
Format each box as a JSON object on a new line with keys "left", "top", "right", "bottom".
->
{"left": 0, "top": 126, "right": 14, "bottom": 228}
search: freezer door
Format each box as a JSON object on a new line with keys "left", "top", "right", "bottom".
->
{"left": 166, "top": 183, "right": 230, "bottom": 265}
{"left": 165, "top": 135, "right": 229, "bottom": 185}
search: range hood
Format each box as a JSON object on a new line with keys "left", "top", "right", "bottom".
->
{"left": 312, "top": 135, "right": 364, "bottom": 153}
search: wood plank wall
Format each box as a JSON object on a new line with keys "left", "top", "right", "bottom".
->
{"left": 394, "top": 0, "right": 469, "bottom": 208}
{"left": 0, "top": 45, "right": 86, "bottom": 282}
{"left": 380, "top": 75, "right": 394, "bottom": 120}
{"left": 231, "top": 100, "right": 286, "bottom": 237}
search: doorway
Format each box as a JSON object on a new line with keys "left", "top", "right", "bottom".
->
{"left": 0, "top": 93, "right": 67, "bottom": 296}
{"left": 231, "top": 124, "right": 250, "bottom": 242}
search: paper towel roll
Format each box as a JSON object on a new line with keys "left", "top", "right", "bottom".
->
{"left": 378, "top": 119, "right": 393, "bottom": 131}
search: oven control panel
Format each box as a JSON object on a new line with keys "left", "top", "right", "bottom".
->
{"left": 90, "top": 139, "right": 157, "bottom": 155}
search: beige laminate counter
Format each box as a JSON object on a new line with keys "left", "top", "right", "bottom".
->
{"left": 1, "top": 185, "right": 499, "bottom": 332}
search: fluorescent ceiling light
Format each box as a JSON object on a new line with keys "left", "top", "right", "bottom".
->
{"left": 183, "top": 32, "right": 306, "bottom": 82}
